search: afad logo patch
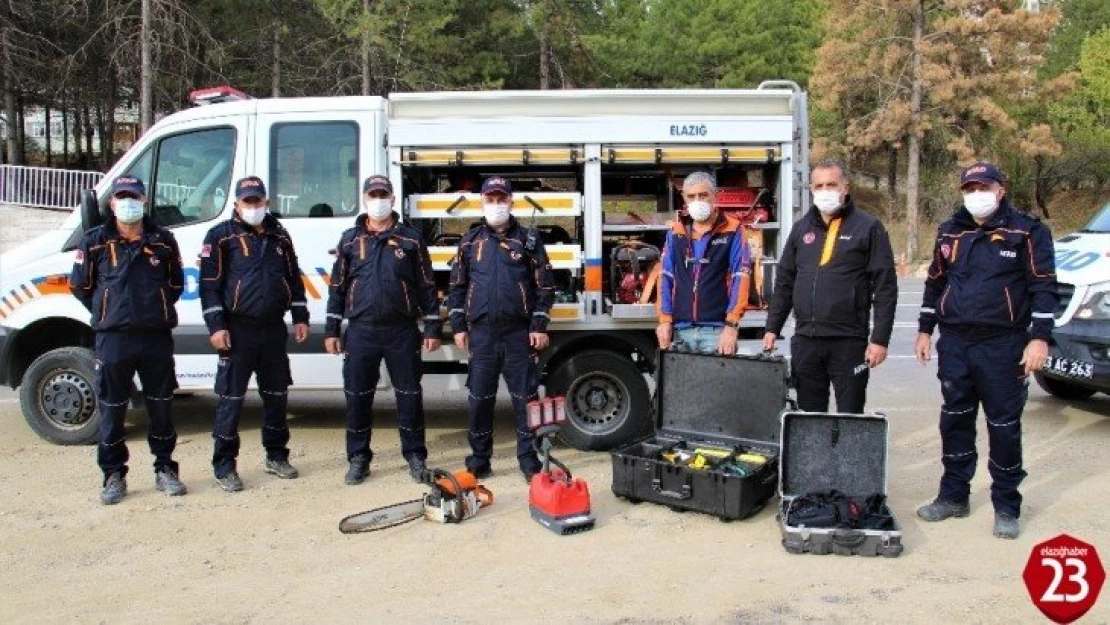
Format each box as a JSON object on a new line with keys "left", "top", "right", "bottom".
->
{"left": 941, "top": 244, "right": 951, "bottom": 259}
{"left": 200, "top": 244, "right": 212, "bottom": 258}
{"left": 75, "top": 249, "right": 85, "bottom": 264}
{"left": 803, "top": 232, "right": 816, "bottom": 245}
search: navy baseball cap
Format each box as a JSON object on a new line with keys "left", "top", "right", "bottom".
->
{"left": 960, "top": 162, "right": 1004, "bottom": 188}
{"left": 235, "top": 176, "right": 267, "bottom": 200}
{"left": 362, "top": 175, "right": 393, "bottom": 194}
{"left": 110, "top": 176, "right": 146, "bottom": 198}
{"left": 481, "top": 177, "right": 512, "bottom": 195}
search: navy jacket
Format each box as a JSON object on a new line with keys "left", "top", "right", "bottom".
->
{"left": 447, "top": 216, "right": 555, "bottom": 333}
{"left": 766, "top": 199, "right": 898, "bottom": 346}
{"left": 918, "top": 199, "right": 1058, "bottom": 341}
{"left": 199, "top": 213, "right": 309, "bottom": 332}
{"left": 658, "top": 213, "right": 751, "bottom": 328}
{"left": 70, "top": 217, "right": 184, "bottom": 332}
{"left": 325, "top": 213, "right": 442, "bottom": 338}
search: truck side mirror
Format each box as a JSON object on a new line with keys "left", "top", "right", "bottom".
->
{"left": 79, "top": 189, "right": 104, "bottom": 232}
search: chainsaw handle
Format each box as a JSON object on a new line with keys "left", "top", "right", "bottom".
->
{"left": 476, "top": 485, "right": 494, "bottom": 508}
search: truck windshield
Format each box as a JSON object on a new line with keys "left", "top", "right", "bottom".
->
{"left": 1081, "top": 202, "right": 1110, "bottom": 233}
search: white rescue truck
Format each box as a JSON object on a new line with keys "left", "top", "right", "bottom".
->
{"left": 0, "top": 82, "right": 810, "bottom": 449}
{"left": 1035, "top": 201, "right": 1110, "bottom": 400}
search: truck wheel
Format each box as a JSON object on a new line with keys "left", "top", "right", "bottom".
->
{"left": 19, "top": 347, "right": 100, "bottom": 445}
{"left": 547, "top": 349, "right": 650, "bottom": 451}
{"left": 1034, "top": 372, "right": 1097, "bottom": 401}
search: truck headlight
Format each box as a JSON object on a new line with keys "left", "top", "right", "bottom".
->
{"left": 1076, "top": 282, "right": 1110, "bottom": 321}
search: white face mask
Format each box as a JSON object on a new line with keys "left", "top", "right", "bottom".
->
{"left": 813, "top": 190, "right": 843, "bottom": 215}
{"left": 483, "top": 202, "right": 511, "bottom": 227}
{"left": 240, "top": 206, "right": 267, "bottom": 226}
{"left": 686, "top": 200, "right": 713, "bottom": 222}
{"left": 362, "top": 197, "right": 393, "bottom": 219}
{"left": 114, "top": 198, "right": 144, "bottom": 224}
{"left": 963, "top": 191, "right": 999, "bottom": 220}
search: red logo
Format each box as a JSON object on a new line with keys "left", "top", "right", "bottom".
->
{"left": 941, "top": 244, "right": 951, "bottom": 259}
{"left": 803, "top": 232, "right": 816, "bottom": 245}
{"left": 1023, "top": 534, "right": 1104, "bottom": 623}
{"left": 75, "top": 249, "right": 85, "bottom": 264}
{"left": 200, "top": 244, "right": 212, "bottom": 258}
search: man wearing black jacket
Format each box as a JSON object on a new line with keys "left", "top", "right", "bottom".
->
{"left": 764, "top": 161, "right": 898, "bottom": 413}
{"left": 325, "top": 175, "right": 442, "bottom": 485}
{"left": 914, "top": 162, "right": 1058, "bottom": 540}
{"left": 71, "top": 176, "right": 188, "bottom": 504}
{"left": 199, "top": 176, "right": 310, "bottom": 492}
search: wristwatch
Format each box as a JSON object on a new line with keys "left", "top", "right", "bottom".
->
{"left": 725, "top": 320, "right": 740, "bottom": 329}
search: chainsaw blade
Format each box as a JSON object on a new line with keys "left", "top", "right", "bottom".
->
{"left": 338, "top": 499, "right": 424, "bottom": 533}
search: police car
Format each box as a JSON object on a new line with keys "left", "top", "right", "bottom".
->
{"left": 1035, "top": 201, "right": 1110, "bottom": 399}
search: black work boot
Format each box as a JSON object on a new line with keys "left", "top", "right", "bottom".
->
{"left": 345, "top": 455, "right": 370, "bottom": 485}
{"left": 217, "top": 471, "right": 244, "bottom": 492}
{"left": 155, "top": 469, "right": 188, "bottom": 496}
{"left": 467, "top": 465, "right": 492, "bottom": 480}
{"left": 100, "top": 472, "right": 127, "bottom": 505}
{"left": 264, "top": 459, "right": 299, "bottom": 479}
{"left": 993, "top": 513, "right": 1020, "bottom": 539}
{"left": 407, "top": 457, "right": 428, "bottom": 483}
{"left": 916, "top": 499, "right": 970, "bottom": 522}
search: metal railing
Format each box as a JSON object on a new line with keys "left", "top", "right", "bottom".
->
{"left": 0, "top": 165, "right": 104, "bottom": 210}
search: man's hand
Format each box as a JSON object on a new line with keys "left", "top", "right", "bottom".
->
{"left": 529, "top": 333, "right": 549, "bottom": 351}
{"left": 914, "top": 332, "right": 932, "bottom": 364}
{"left": 454, "top": 332, "right": 468, "bottom": 352}
{"left": 294, "top": 323, "right": 309, "bottom": 343}
{"left": 210, "top": 330, "right": 231, "bottom": 351}
{"left": 865, "top": 343, "right": 888, "bottom": 368}
{"left": 325, "top": 337, "right": 342, "bottom": 355}
{"left": 762, "top": 331, "right": 777, "bottom": 353}
{"left": 718, "top": 326, "right": 739, "bottom": 355}
{"left": 424, "top": 338, "right": 442, "bottom": 352}
{"left": 1020, "top": 338, "right": 1049, "bottom": 377}
{"left": 656, "top": 322, "right": 673, "bottom": 350}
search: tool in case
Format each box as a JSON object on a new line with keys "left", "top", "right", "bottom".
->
{"left": 778, "top": 411, "right": 904, "bottom": 557}
{"left": 610, "top": 350, "right": 789, "bottom": 520}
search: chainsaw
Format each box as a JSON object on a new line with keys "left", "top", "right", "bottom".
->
{"left": 527, "top": 397, "right": 595, "bottom": 535}
{"left": 338, "top": 468, "right": 493, "bottom": 534}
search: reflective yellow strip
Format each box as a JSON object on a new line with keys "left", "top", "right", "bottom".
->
{"left": 551, "top": 304, "right": 581, "bottom": 320}
{"left": 400, "top": 148, "right": 579, "bottom": 166}
{"left": 819, "top": 218, "right": 841, "bottom": 267}
{"left": 605, "top": 146, "right": 780, "bottom": 164}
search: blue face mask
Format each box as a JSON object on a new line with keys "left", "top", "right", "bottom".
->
{"left": 114, "top": 198, "right": 145, "bottom": 224}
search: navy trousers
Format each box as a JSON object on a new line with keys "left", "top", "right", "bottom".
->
{"left": 342, "top": 322, "right": 427, "bottom": 463}
{"left": 95, "top": 330, "right": 178, "bottom": 482}
{"left": 464, "top": 322, "right": 541, "bottom": 474}
{"left": 935, "top": 331, "right": 1028, "bottom": 517}
{"left": 212, "top": 319, "right": 292, "bottom": 478}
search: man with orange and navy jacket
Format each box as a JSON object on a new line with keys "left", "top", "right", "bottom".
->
{"left": 325, "top": 175, "right": 442, "bottom": 485}
{"left": 763, "top": 161, "right": 898, "bottom": 413}
{"left": 70, "top": 176, "right": 187, "bottom": 505}
{"left": 656, "top": 171, "right": 752, "bottom": 355}
{"left": 914, "top": 162, "right": 1058, "bottom": 540}
{"left": 199, "top": 176, "right": 309, "bottom": 492}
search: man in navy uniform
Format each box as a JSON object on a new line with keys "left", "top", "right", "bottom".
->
{"left": 915, "top": 162, "right": 1058, "bottom": 539}
{"left": 325, "top": 175, "right": 442, "bottom": 485}
{"left": 70, "top": 176, "right": 187, "bottom": 504}
{"left": 199, "top": 176, "right": 310, "bottom": 492}
{"left": 448, "top": 177, "right": 555, "bottom": 482}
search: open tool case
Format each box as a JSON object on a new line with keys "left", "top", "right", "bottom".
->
{"left": 610, "top": 350, "right": 789, "bottom": 520}
{"left": 778, "top": 411, "right": 903, "bottom": 557}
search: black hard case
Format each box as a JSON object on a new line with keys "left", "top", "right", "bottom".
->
{"left": 778, "top": 411, "right": 904, "bottom": 557}
{"left": 610, "top": 350, "right": 789, "bottom": 520}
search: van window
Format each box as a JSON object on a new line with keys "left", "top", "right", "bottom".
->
{"left": 149, "top": 127, "right": 236, "bottom": 227}
{"left": 270, "top": 122, "right": 359, "bottom": 219}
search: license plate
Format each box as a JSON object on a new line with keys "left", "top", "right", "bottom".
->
{"left": 1044, "top": 356, "right": 1094, "bottom": 380}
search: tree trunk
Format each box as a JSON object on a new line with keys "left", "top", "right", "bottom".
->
{"left": 904, "top": 0, "right": 924, "bottom": 262}
{"left": 96, "top": 102, "right": 107, "bottom": 170}
{"left": 539, "top": 25, "right": 550, "bottom": 90}
{"left": 1033, "top": 155, "right": 1051, "bottom": 219}
{"left": 362, "top": 0, "right": 372, "bottom": 96}
{"left": 2, "top": 29, "right": 16, "bottom": 165}
{"left": 105, "top": 71, "right": 118, "bottom": 165}
{"left": 44, "top": 102, "right": 52, "bottom": 167}
{"left": 62, "top": 94, "right": 69, "bottom": 165}
{"left": 84, "top": 105, "right": 94, "bottom": 165}
{"left": 272, "top": 0, "right": 281, "bottom": 98}
{"left": 17, "top": 91, "right": 26, "bottom": 165}
{"left": 72, "top": 104, "right": 84, "bottom": 167}
{"left": 140, "top": 0, "right": 153, "bottom": 132}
